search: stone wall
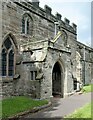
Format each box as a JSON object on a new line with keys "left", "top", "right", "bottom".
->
{"left": 77, "top": 41, "right": 93, "bottom": 85}
{"left": 1, "top": 1, "right": 93, "bottom": 99}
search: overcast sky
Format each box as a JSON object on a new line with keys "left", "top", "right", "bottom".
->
{"left": 38, "top": 0, "right": 92, "bottom": 46}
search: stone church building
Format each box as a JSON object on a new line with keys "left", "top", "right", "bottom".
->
{"left": 1, "top": 0, "right": 93, "bottom": 99}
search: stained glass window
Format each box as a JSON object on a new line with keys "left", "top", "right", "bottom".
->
{"left": 22, "top": 14, "right": 33, "bottom": 35}
{"left": 27, "top": 19, "right": 29, "bottom": 34}
{"left": 2, "top": 36, "right": 15, "bottom": 77}
{"left": 2, "top": 49, "right": 7, "bottom": 76}
{"left": 22, "top": 18, "right": 25, "bottom": 34}
{"left": 8, "top": 50, "right": 14, "bottom": 76}
{"left": 4, "top": 37, "right": 12, "bottom": 49}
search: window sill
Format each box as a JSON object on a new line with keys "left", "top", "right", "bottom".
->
{"left": 2, "top": 77, "right": 13, "bottom": 83}
{"left": 1, "top": 74, "right": 20, "bottom": 83}
{"left": 30, "top": 80, "right": 38, "bottom": 81}
{"left": 21, "top": 33, "right": 31, "bottom": 37}
{"left": 30, "top": 79, "right": 42, "bottom": 82}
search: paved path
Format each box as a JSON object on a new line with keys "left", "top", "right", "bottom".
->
{"left": 21, "top": 93, "right": 91, "bottom": 119}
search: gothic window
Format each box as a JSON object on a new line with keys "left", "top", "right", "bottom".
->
{"left": 22, "top": 18, "right": 25, "bottom": 33}
{"left": 61, "top": 30, "right": 68, "bottom": 46}
{"left": 2, "top": 36, "right": 15, "bottom": 77}
{"left": 30, "top": 71, "right": 37, "bottom": 80}
{"left": 8, "top": 50, "right": 14, "bottom": 76}
{"left": 2, "top": 49, "right": 7, "bottom": 76}
{"left": 22, "top": 14, "right": 33, "bottom": 35}
{"left": 27, "top": 19, "right": 29, "bottom": 34}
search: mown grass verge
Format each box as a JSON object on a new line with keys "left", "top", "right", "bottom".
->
{"left": 65, "top": 101, "right": 93, "bottom": 118}
{"left": 1, "top": 96, "right": 48, "bottom": 119}
{"left": 65, "top": 84, "right": 93, "bottom": 119}
{"left": 81, "top": 84, "right": 93, "bottom": 93}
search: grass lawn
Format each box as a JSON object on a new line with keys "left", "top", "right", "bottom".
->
{"left": 65, "top": 84, "right": 93, "bottom": 118}
{"left": 0, "top": 101, "right": 2, "bottom": 120}
{"left": 65, "top": 101, "right": 93, "bottom": 118}
{"left": 81, "top": 84, "right": 93, "bottom": 93}
{"left": 1, "top": 96, "right": 48, "bottom": 119}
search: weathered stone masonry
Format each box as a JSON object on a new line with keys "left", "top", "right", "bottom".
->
{"left": 1, "top": 0, "right": 93, "bottom": 99}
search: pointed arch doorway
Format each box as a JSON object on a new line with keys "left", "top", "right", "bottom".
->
{"left": 52, "top": 61, "right": 63, "bottom": 97}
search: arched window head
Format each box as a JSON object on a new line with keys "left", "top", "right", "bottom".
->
{"left": 22, "top": 14, "right": 33, "bottom": 35}
{"left": 4, "top": 37, "right": 12, "bottom": 49}
{"left": 61, "top": 30, "right": 68, "bottom": 46}
{"left": 2, "top": 36, "right": 16, "bottom": 77}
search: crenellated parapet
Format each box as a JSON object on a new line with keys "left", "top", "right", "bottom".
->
{"left": 72, "top": 23, "right": 77, "bottom": 32}
{"left": 2, "top": 0, "right": 93, "bottom": 99}
{"left": 64, "top": 17, "right": 70, "bottom": 25}
{"left": 13, "top": 0, "right": 77, "bottom": 34}
{"left": 44, "top": 5, "right": 52, "bottom": 15}
{"left": 30, "top": 0, "right": 40, "bottom": 7}
{"left": 55, "top": 12, "right": 62, "bottom": 21}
